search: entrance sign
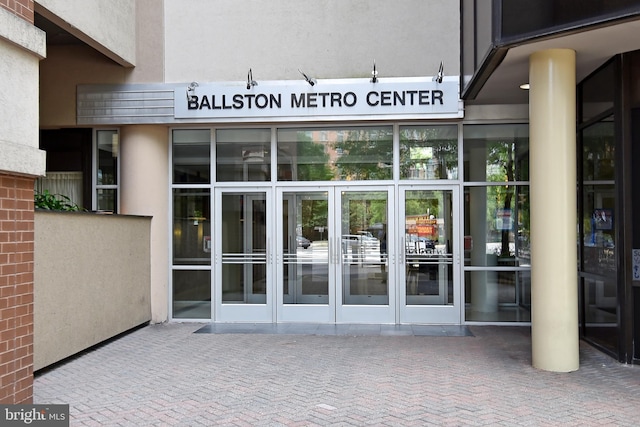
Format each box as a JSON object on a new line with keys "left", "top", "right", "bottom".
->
{"left": 175, "top": 77, "right": 462, "bottom": 121}
{"left": 77, "top": 77, "right": 462, "bottom": 125}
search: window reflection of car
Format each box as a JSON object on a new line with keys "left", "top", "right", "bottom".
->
{"left": 406, "top": 235, "right": 435, "bottom": 254}
{"left": 356, "top": 231, "right": 377, "bottom": 242}
{"left": 296, "top": 235, "right": 311, "bottom": 249}
{"left": 343, "top": 234, "right": 378, "bottom": 247}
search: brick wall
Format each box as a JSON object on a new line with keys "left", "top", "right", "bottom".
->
{"left": 0, "top": 0, "right": 34, "bottom": 24}
{"left": 0, "top": 173, "right": 35, "bottom": 404}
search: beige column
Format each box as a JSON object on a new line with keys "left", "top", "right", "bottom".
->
{"left": 120, "top": 125, "right": 170, "bottom": 323}
{"left": 529, "top": 49, "right": 579, "bottom": 372}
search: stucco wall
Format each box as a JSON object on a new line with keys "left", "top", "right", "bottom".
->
{"left": 0, "top": 7, "right": 46, "bottom": 176}
{"left": 163, "top": 0, "right": 459, "bottom": 82}
{"left": 35, "top": 0, "right": 136, "bottom": 67}
{"left": 33, "top": 211, "right": 151, "bottom": 371}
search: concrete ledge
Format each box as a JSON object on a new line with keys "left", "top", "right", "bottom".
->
{"left": 0, "top": 7, "right": 46, "bottom": 59}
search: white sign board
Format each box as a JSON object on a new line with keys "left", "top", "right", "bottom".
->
{"left": 174, "top": 77, "right": 462, "bottom": 121}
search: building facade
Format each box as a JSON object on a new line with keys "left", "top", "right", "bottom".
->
{"left": 0, "top": 0, "right": 45, "bottom": 404}
{"left": 1, "top": 0, "right": 640, "bottom": 402}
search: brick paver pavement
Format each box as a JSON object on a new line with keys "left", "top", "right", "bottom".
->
{"left": 34, "top": 324, "right": 640, "bottom": 426}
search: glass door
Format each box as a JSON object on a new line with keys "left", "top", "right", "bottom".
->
{"left": 276, "top": 188, "right": 335, "bottom": 322}
{"left": 336, "top": 187, "right": 395, "bottom": 323}
{"left": 399, "top": 186, "right": 460, "bottom": 324}
{"left": 214, "top": 189, "right": 273, "bottom": 322}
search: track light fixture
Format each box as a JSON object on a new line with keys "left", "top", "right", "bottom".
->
{"left": 371, "top": 60, "right": 378, "bottom": 83}
{"left": 298, "top": 69, "right": 316, "bottom": 86}
{"left": 246, "top": 68, "right": 258, "bottom": 90}
{"left": 432, "top": 61, "right": 444, "bottom": 84}
{"left": 186, "top": 81, "right": 199, "bottom": 101}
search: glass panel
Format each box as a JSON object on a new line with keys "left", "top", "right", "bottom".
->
{"left": 96, "top": 130, "right": 118, "bottom": 185}
{"left": 283, "top": 192, "right": 329, "bottom": 304}
{"left": 580, "top": 62, "right": 614, "bottom": 122}
{"left": 221, "top": 193, "right": 267, "bottom": 304}
{"left": 464, "top": 186, "right": 530, "bottom": 267}
{"left": 216, "top": 129, "right": 271, "bottom": 182}
{"left": 173, "top": 189, "right": 211, "bottom": 265}
{"left": 582, "top": 185, "right": 616, "bottom": 276}
{"left": 400, "top": 125, "right": 458, "bottom": 180}
{"left": 465, "top": 270, "right": 531, "bottom": 322}
{"left": 277, "top": 127, "right": 393, "bottom": 181}
{"left": 404, "top": 190, "right": 454, "bottom": 305}
{"left": 173, "top": 129, "right": 210, "bottom": 184}
{"left": 463, "top": 124, "right": 529, "bottom": 182}
{"left": 341, "top": 191, "right": 388, "bottom": 305}
{"left": 583, "top": 277, "right": 618, "bottom": 353}
{"left": 96, "top": 189, "right": 117, "bottom": 212}
{"left": 172, "top": 270, "right": 211, "bottom": 319}
{"left": 582, "top": 120, "right": 615, "bottom": 181}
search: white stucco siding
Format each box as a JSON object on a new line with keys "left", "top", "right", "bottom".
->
{"left": 0, "top": 9, "right": 46, "bottom": 176}
{"left": 163, "top": 0, "right": 459, "bottom": 82}
{"left": 36, "top": 0, "right": 136, "bottom": 67}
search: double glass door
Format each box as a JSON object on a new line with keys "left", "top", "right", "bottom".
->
{"left": 213, "top": 186, "right": 459, "bottom": 324}
{"left": 276, "top": 187, "right": 395, "bottom": 323}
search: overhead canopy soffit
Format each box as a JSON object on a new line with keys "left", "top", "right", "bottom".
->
{"left": 466, "top": 19, "right": 640, "bottom": 105}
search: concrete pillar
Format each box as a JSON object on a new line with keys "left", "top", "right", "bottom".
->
{"left": 529, "top": 49, "right": 579, "bottom": 372}
{"left": 120, "top": 125, "right": 169, "bottom": 323}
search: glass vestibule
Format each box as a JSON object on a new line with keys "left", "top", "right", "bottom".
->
{"left": 170, "top": 123, "right": 530, "bottom": 324}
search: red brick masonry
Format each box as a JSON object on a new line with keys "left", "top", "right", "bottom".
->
{"left": 0, "top": 173, "right": 35, "bottom": 403}
{"left": 0, "top": 0, "right": 34, "bottom": 24}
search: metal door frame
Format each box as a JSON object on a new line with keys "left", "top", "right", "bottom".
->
{"left": 398, "top": 184, "right": 461, "bottom": 324}
{"left": 213, "top": 188, "right": 273, "bottom": 322}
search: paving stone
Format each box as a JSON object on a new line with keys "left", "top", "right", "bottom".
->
{"left": 33, "top": 324, "right": 640, "bottom": 426}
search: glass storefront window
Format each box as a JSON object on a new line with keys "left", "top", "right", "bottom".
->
{"left": 96, "top": 188, "right": 117, "bottom": 212}
{"left": 583, "top": 277, "right": 617, "bottom": 354}
{"left": 464, "top": 185, "right": 530, "bottom": 267}
{"left": 580, "top": 61, "right": 614, "bottom": 122}
{"left": 173, "top": 189, "right": 211, "bottom": 266}
{"left": 400, "top": 125, "right": 458, "bottom": 180}
{"left": 463, "top": 124, "right": 529, "bottom": 182}
{"left": 97, "top": 130, "right": 118, "bottom": 185}
{"left": 216, "top": 129, "right": 271, "bottom": 182}
{"left": 582, "top": 184, "right": 615, "bottom": 276}
{"left": 582, "top": 119, "right": 615, "bottom": 181}
{"left": 95, "top": 129, "right": 119, "bottom": 212}
{"left": 580, "top": 118, "right": 615, "bottom": 277}
{"left": 465, "top": 270, "right": 531, "bottom": 322}
{"left": 277, "top": 126, "right": 393, "bottom": 181}
{"left": 173, "top": 129, "right": 210, "bottom": 184}
{"left": 173, "top": 270, "right": 211, "bottom": 319}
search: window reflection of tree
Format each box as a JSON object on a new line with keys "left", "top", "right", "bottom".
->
{"left": 294, "top": 132, "right": 335, "bottom": 181}
{"left": 333, "top": 129, "right": 393, "bottom": 180}
{"left": 399, "top": 129, "right": 458, "bottom": 180}
{"left": 486, "top": 137, "right": 529, "bottom": 259}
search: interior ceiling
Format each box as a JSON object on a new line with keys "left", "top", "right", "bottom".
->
{"left": 468, "top": 19, "right": 640, "bottom": 105}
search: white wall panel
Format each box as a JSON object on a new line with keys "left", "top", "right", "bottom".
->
{"left": 164, "top": 0, "right": 459, "bottom": 83}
